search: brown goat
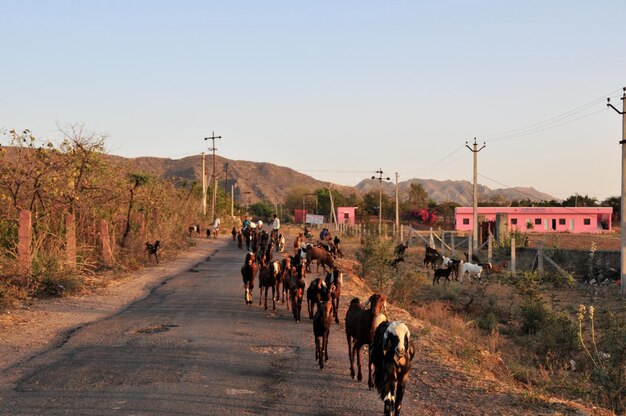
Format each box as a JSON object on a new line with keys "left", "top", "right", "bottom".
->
{"left": 313, "top": 300, "right": 333, "bottom": 370}
{"left": 344, "top": 294, "right": 387, "bottom": 387}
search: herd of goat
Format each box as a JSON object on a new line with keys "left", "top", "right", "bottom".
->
{"left": 237, "top": 227, "right": 415, "bottom": 416}
{"left": 234, "top": 226, "right": 499, "bottom": 415}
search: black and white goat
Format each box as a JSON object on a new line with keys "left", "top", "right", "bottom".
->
{"left": 370, "top": 321, "right": 416, "bottom": 416}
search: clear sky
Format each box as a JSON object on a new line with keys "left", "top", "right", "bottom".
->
{"left": 1, "top": 1, "right": 624, "bottom": 201}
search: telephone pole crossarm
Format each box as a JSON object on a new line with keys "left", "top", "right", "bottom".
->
{"left": 371, "top": 169, "right": 390, "bottom": 236}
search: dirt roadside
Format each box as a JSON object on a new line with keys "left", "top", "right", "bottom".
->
{"left": 0, "top": 238, "right": 217, "bottom": 372}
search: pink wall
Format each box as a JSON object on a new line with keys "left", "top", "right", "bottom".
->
{"left": 454, "top": 207, "right": 612, "bottom": 234}
{"left": 337, "top": 207, "right": 356, "bottom": 225}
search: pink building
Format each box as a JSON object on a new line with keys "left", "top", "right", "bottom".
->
{"left": 455, "top": 207, "right": 612, "bottom": 234}
{"left": 337, "top": 207, "right": 357, "bottom": 225}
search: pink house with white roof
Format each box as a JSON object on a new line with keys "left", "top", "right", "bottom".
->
{"left": 455, "top": 207, "right": 612, "bottom": 234}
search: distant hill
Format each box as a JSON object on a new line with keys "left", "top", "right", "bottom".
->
{"left": 113, "top": 154, "right": 355, "bottom": 203}
{"left": 1, "top": 146, "right": 557, "bottom": 206}
{"left": 355, "top": 178, "right": 557, "bottom": 205}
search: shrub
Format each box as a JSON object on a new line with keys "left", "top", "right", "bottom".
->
{"left": 519, "top": 299, "right": 549, "bottom": 335}
{"left": 578, "top": 306, "right": 626, "bottom": 414}
{"left": 476, "top": 311, "right": 498, "bottom": 333}
{"left": 355, "top": 235, "right": 396, "bottom": 293}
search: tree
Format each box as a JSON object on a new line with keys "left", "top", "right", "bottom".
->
{"left": 121, "top": 173, "right": 150, "bottom": 248}
{"left": 562, "top": 194, "right": 598, "bottom": 207}
{"left": 248, "top": 200, "right": 274, "bottom": 219}
{"left": 406, "top": 182, "right": 429, "bottom": 208}
{"left": 602, "top": 196, "right": 621, "bottom": 221}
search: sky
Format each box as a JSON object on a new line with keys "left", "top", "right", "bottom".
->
{"left": 1, "top": 0, "right": 625, "bottom": 201}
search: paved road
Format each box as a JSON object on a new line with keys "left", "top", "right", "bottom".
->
{"left": 0, "top": 238, "right": 410, "bottom": 416}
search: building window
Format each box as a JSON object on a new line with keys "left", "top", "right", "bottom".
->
{"left": 559, "top": 218, "right": 566, "bottom": 225}
{"left": 535, "top": 218, "right": 541, "bottom": 225}
{"left": 462, "top": 218, "right": 470, "bottom": 225}
{"left": 511, "top": 218, "right": 518, "bottom": 225}
{"left": 584, "top": 218, "right": 591, "bottom": 225}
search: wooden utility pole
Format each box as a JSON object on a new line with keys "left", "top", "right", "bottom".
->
{"left": 395, "top": 172, "right": 400, "bottom": 240}
{"left": 607, "top": 87, "right": 626, "bottom": 295}
{"left": 466, "top": 138, "right": 486, "bottom": 252}
{"left": 204, "top": 132, "right": 222, "bottom": 221}
{"left": 201, "top": 152, "right": 207, "bottom": 215}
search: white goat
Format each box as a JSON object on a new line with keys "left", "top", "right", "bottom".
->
{"left": 460, "top": 262, "right": 491, "bottom": 284}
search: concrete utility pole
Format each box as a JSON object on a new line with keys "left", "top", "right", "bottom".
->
{"left": 204, "top": 132, "right": 222, "bottom": 222}
{"left": 201, "top": 152, "right": 207, "bottom": 215}
{"left": 372, "top": 169, "right": 390, "bottom": 236}
{"left": 395, "top": 172, "right": 400, "bottom": 240}
{"left": 607, "top": 87, "right": 626, "bottom": 295}
{"left": 466, "top": 138, "right": 486, "bottom": 252}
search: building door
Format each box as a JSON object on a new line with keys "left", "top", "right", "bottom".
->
{"left": 569, "top": 219, "right": 575, "bottom": 231}
{"left": 551, "top": 219, "right": 556, "bottom": 230}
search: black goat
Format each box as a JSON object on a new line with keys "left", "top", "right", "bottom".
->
{"left": 370, "top": 321, "right": 416, "bottom": 416}
{"left": 395, "top": 242, "right": 408, "bottom": 257}
{"left": 145, "top": 241, "right": 160, "bottom": 263}
{"left": 423, "top": 252, "right": 442, "bottom": 269}
{"left": 433, "top": 266, "right": 453, "bottom": 285}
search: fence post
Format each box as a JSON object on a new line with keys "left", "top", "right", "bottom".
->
{"left": 488, "top": 234, "right": 493, "bottom": 263}
{"left": 468, "top": 234, "right": 473, "bottom": 261}
{"left": 537, "top": 241, "right": 544, "bottom": 274}
{"left": 429, "top": 227, "right": 434, "bottom": 247}
{"left": 451, "top": 233, "right": 455, "bottom": 252}
{"left": 18, "top": 210, "right": 31, "bottom": 274}
{"left": 511, "top": 236, "right": 516, "bottom": 274}
{"left": 440, "top": 231, "right": 446, "bottom": 253}
{"left": 66, "top": 213, "right": 76, "bottom": 270}
{"left": 100, "top": 219, "right": 113, "bottom": 267}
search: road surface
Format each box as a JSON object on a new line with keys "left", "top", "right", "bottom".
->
{"left": 0, "top": 238, "right": 411, "bottom": 416}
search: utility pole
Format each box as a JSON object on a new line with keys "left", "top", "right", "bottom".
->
{"left": 204, "top": 132, "right": 222, "bottom": 222}
{"left": 231, "top": 184, "right": 235, "bottom": 218}
{"left": 395, "top": 172, "right": 400, "bottom": 240}
{"left": 372, "top": 169, "right": 390, "bottom": 236}
{"left": 223, "top": 163, "right": 229, "bottom": 194}
{"left": 201, "top": 152, "right": 207, "bottom": 215}
{"left": 466, "top": 138, "right": 486, "bottom": 252}
{"left": 607, "top": 87, "right": 626, "bottom": 295}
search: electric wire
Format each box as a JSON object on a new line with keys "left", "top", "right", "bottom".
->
{"left": 481, "top": 89, "right": 622, "bottom": 141}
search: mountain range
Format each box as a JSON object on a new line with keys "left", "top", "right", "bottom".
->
{"left": 120, "top": 154, "right": 556, "bottom": 205}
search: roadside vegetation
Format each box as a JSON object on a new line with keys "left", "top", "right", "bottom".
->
{"left": 0, "top": 126, "right": 237, "bottom": 306}
{"left": 346, "top": 233, "right": 625, "bottom": 414}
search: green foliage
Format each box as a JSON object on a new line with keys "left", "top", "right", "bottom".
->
{"left": 248, "top": 200, "right": 274, "bottom": 219}
{"left": 476, "top": 312, "right": 498, "bottom": 333}
{"left": 355, "top": 235, "right": 396, "bottom": 293}
{"left": 530, "top": 311, "right": 578, "bottom": 369}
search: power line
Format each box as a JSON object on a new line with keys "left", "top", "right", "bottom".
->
{"left": 482, "top": 89, "right": 622, "bottom": 141}
{"left": 488, "top": 108, "right": 606, "bottom": 143}
{"left": 478, "top": 173, "right": 605, "bottom": 216}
